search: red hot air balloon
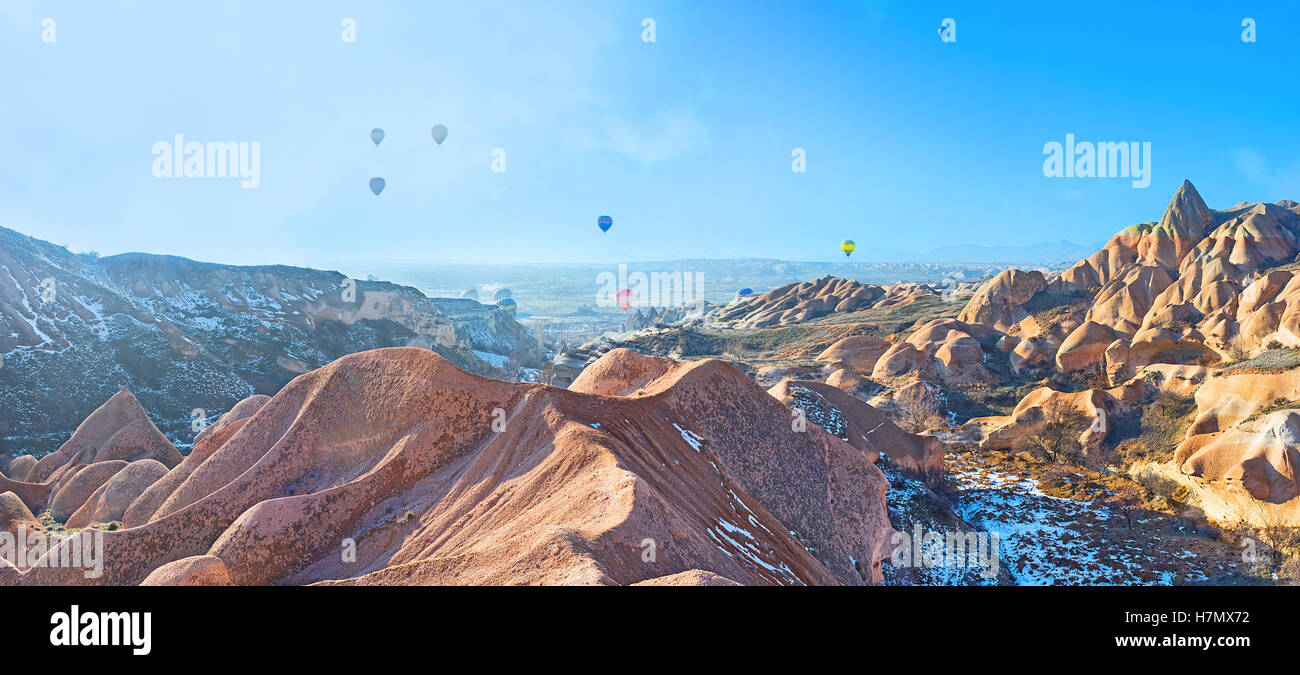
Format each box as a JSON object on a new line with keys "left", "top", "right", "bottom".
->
{"left": 616, "top": 288, "right": 633, "bottom": 311}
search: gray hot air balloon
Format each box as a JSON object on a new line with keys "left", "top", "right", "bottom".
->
{"left": 370, "top": 128, "right": 384, "bottom": 146}
{"left": 369, "top": 177, "right": 386, "bottom": 196}
{"left": 431, "top": 124, "right": 448, "bottom": 145}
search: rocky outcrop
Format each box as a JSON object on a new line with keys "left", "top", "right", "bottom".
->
{"left": 26, "top": 388, "right": 180, "bottom": 486}
{"left": 9, "top": 347, "right": 894, "bottom": 587}
{"left": 631, "top": 569, "right": 742, "bottom": 586}
{"left": 958, "top": 269, "right": 1047, "bottom": 332}
{"left": 1178, "top": 409, "right": 1300, "bottom": 503}
{"left": 48, "top": 461, "right": 128, "bottom": 522}
{"left": 1139, "top": 364, "right": 1209, "bottom": 397}
{"left": 1011, "top": 336, "right": 1057, "bottom": 373}
{"left": 1185, "top": 368, "right": 1300, "bottom": 434}
{"left": 543, "top": 338, "right": 618, "bottom": 388}
{"left": 981, "top": 382, "right": 1148, "bottom": 454}
{"left": 0, "top": 225, "right": 544, "bottom": 456}
{"left": 712, "top": 276, "right": 885, "bottom": 328}
{"left": 1139, "top": 179, "right": 1215, "bottom": 267}
{"left": 65, "top": 459, "right": 169, "bottom": 529}
{"left": 1055, "top": 321, "right": 1118, "bottom": 372}
{"left": 122, "top": 395, "right": 267, "bottom": 528}
{"left": 140, "top": 555, "right": 232, "bottom": 586}
{"left": 0, "top": 491, "right": 37, "bottom": 532}
{"left": 815, "top": 335, "right": 891, "bottom": 374}
{"left": 769, "top": 379, "right": 944, "bottom": 483}
{"left": 0, "top": 388, "right": 180, "bottom": 524}
{"left": 6, "top": 456, "right": 36, "bottom": 482}
{"left": 872, "top": 319, "right": 991, "bottom": 385}
{"left": 961, "top": 176, "right": 1300, "bottom": 485}
{"left": 568, "top": 348, "right": 677, "bottom": 397}
{"left": 621, "top": 304, "right": 710, "bottom": 331}
{"left": 1044, "top": 183, "right": 1300, "bottom": 375}
{"left": 1171, "top": 366, "right": 1300, "bottom": 503}
{"left": 824, "top": 368, "right": 870, "bottom": 393}
{"left": 1233, "top": 270, "right": 1300, "bottom": 353}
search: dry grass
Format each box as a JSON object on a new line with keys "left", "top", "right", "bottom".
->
{"left": 1217, "top": 348, "right": 1300, "bottom": 375}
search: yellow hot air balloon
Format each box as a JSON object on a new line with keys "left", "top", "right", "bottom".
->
{"left": 840, "top": 240, "right": 856, "bottom": 258}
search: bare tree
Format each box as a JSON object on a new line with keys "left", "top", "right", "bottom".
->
{"left": 1223, "top": 334, "right": 1251, "bottom": 364}
{"left": 1106, "top": 482, "right": 1145, "bottom": 530}
{"left": 1025, "top": 399, "right": 1089, "bottom": 464}
{"left": 1250, "top": 502, "right": 1300, "bottom": 576}
{"left": 1079, "top": 358, "right": 1109, "bottom": 390}
{"left": 892, "top": 389, "right": 946, "bottom": 434}
{"left": 1281, "top": 556, "right": 1300, "bottom": 586}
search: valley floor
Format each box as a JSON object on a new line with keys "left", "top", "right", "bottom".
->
{"left": 884, "top": 444, "right": 1245, "bottom": 586}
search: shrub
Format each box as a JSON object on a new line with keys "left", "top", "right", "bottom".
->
{"left": 1025, "top": 399, "right": 1089, "bottom": 464}
{"left": 1105, "top": 482, "right": 1145, "bottom": 530}
{"left": 1114, "top": 391, "right": 1196, "bottom": 464}
{"left": 1079, "top": 359, "right": 1109, "bottom": 390}
{"left": 892, "top": 389, "right": 946, "bottom": 434}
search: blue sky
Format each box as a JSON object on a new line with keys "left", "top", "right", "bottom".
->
{"left": 2, "top": 1, "right": 1298, "bottom": 268}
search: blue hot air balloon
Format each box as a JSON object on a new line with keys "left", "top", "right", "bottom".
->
{"left": 736, "top": 288, "right": 754, "bottom": 297}
{"left": 597, "top": 215, "right": 613, "bottom": 233}
{"left": 496, "top": 297, "right": 518, "bottom": 316}
{"left": 370, "top": 128, "right": 384, "bottom": 146}
{"left": 369, "top": 177, "right": 386, "bottom": 196}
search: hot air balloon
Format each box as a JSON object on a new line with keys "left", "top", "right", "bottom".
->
{"left": 431, "top": 124, "right": 448, "bottom": 145}
{"left": 369, "top": 177, "right": 386, "bottom": 196}
{"left": 736, "top": 288, "right": 754, "bottom": 297}
{"left": 616, "top": 288, "right": 633, "bottom": 310}
{"left": 370, "top": 128, "right": 384, "bottom": 146}
{"left": 597, "top": 215, "right": 613, "bottom": 233}
{"left": 496, "top": 297, "right": 517, "bottom": 316}
{"left": 840, "top": 240, "right": 856, "bottom": 258}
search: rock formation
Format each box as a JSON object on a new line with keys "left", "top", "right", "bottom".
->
{"left": 815, "top": 335, "right": 892, "bottom": 374}
{"left": 958, "top": 269, "right": 1047, "bottom": 332}
{"left": 0, "top": 387, "right": 181, "bottom": 525}
{"left": 957, "top": 181, "right": 1300, "bottom": 379}
{"left": 713, "top": 276, "right": 886, "bottom": 328}
{"left": 980, "top": 381, "right": 1149, "bottom": 455}
{"left": 769, "top": 379, "right": 944, "bottom": 483}
{"left": 0, "top": 225, "right": 544, "bottom": 456}
{"left": 1177, "top": 409, "right": 1300, "bottom": 503}
{"left": 5, "top": 347, "right": 895, "bottom": 586}
{"left": 872, "top": 319, "right": 992, "bottom": 385}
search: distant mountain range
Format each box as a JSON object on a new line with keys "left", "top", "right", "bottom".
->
{"left": 822, "top": 240, "right": 1107, "bottom": 265}
{"left": 361, "top": 258, "right": 1053, "bottom": 320}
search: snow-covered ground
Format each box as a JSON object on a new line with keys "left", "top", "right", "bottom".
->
{"left": 943, "top": 451, "right": 1241, "bottom": 585}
